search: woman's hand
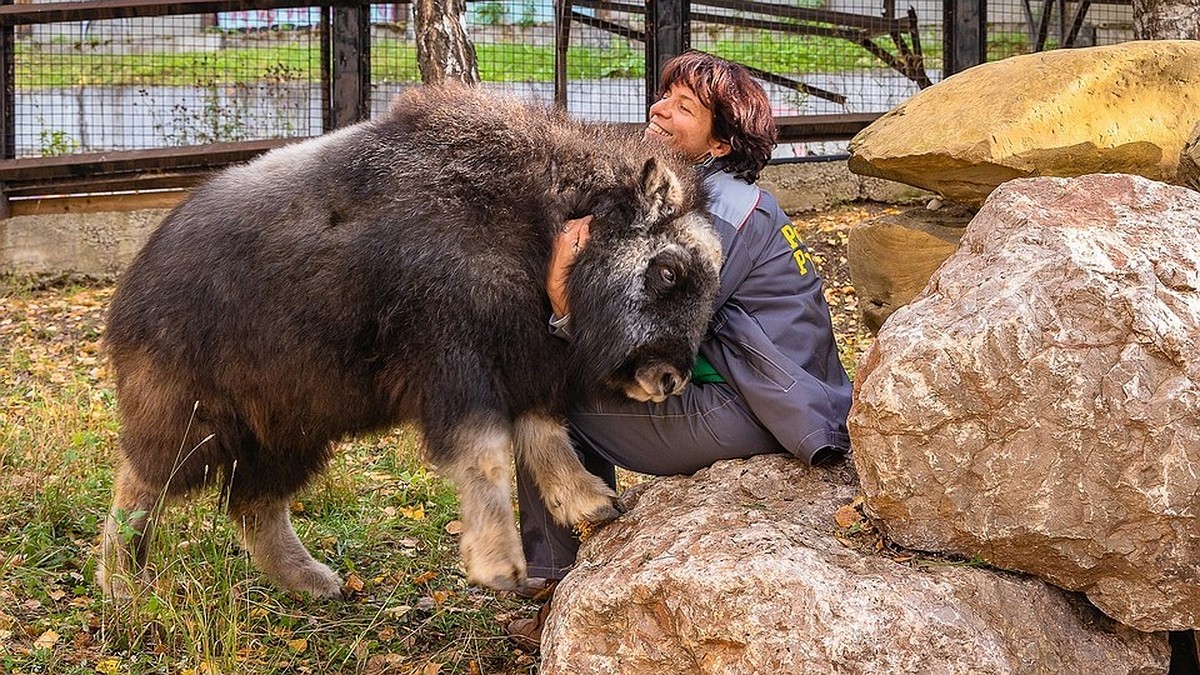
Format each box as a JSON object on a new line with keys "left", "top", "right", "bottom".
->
{"left": 547, "top": 215, "right": 593, "bottom": 318}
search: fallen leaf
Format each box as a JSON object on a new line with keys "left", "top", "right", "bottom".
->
{"left": 423, "top": 662, "right": 443, "bottom": 675}
{"left": 287, "top": 638, "right": 308, "bottom": 653}
{"left": 34, "top": 629, "right": 59, "bottom": 650}
{"left": 834, "top": 504, "right": 862, "bottom": 528}
{"left": 399, "top": 504, "right": 425, "bottom": 521}
{"left": 95, "top": 658, "right": 121, "bottom": 675}
{"left": 412, "top": 570, "right": 437, "bottom": 585}
{"left": 431, "top": 590, "right": 450, "bottom": 605}
{"left": 345, "top": 573, "right": 365, "bottom": 593}
{"left": 365, "top": 653, "right": 405, "bottom": 675}
{"left": 444, "top": 520, "right": 463, "bottom": 535}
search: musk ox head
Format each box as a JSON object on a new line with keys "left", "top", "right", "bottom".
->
{"left": 566, "top": 154, "right": 722, "bottom": 403}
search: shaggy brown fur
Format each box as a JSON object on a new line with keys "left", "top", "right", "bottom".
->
{"left": 97, "top": 85, "right": 722, "bottom": 599}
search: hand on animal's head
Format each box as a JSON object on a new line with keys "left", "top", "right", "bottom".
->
{"left": 547, "top": 215, "right": 592, "bottom": 318}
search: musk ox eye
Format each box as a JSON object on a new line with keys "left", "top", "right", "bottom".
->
{"left": 659, "top": 266, "right": 677, "bottom": 285}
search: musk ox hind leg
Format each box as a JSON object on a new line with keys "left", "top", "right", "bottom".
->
{"left": 227, "top": 496, "right": 343, "bottom": 599}
{"left": 96, "top": 463, "right": 165, "bottom": 600}
{"left": 429, "top": 415, "right": 527, "bottom": 593}
{"left": 513, "top": 413, "right": 620, "bottom": 528}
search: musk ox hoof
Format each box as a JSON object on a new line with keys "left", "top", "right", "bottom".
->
{"left": 96, "top": 565, "right": 144, "bottom": 603}
{"left": 461, "top": 523, "right": 527, "bottom": 593}
{"left": 467, "top": 559, "right": 526, "bottom": 593}
{"left": 273, "top": 561, "right": 344, "bottom": 600}
{"left": 581, "top": 501, "right": 622, "bottom": 527}
{"left": 543, "top": 472, "right": 619, "bottom": 528}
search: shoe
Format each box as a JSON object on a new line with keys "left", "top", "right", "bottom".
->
{"left": 506, "top": 582, "right": 558, "bottom": 651}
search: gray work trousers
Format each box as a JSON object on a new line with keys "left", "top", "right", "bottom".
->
{"left": 516, "top": 381, "right": 787, "bottom": 580}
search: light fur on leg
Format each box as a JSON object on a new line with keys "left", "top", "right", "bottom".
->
{"left": 513, "top": 413, "right": 619, "bottom": 527}
{"left": 438, "top": 420, "right": 526, "bottom": 592}
{"left": 96, "top": 464, "right": 161, "bottom": 601}
{"left": 230, "top": 497, "right": 343, "bottom": 599}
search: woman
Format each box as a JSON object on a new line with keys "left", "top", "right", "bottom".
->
{"left": 509, "top": 50, "right": 853, "bottom": 648}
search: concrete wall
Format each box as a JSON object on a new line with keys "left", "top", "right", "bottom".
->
{"left": 0, "top": 160, "right": 928, "bottom": 279}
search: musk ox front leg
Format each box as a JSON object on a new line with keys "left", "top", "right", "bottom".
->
{"left": 513, "top": 413, "right": 620, "bottom": 527}
{"left": 228, "top": 497, "right": 343, "bottom": 599}
{"left": 429, "top": 413, "right": 527, "bottom": 592}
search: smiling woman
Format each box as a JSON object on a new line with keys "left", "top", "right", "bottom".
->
{"left": 510, "top": 50, "right": 855, "bottom": 650}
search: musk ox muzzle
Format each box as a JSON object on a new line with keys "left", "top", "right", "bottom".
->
{"left": 96, "top": 84, "right": 721, "bottom": 600}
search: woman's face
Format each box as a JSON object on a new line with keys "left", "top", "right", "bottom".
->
{"left": 644, "top": 83, "right": 731, "bottom": 163}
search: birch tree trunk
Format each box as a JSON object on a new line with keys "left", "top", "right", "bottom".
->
{"left": 413, "top": 0, "right": 481, "bottom": 85}
{"left": 1131, "top": 0, "right": 1200, "bottom": 39}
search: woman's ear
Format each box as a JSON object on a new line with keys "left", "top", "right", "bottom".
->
{"left": 709, "top": 139, "right": 732, "bottom": 158}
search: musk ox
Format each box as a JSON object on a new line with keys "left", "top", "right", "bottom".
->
{"left": 97, "top": 85, "right": 722, "bottom": 599}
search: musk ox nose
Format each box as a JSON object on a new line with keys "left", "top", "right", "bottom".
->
{"left": 625, "top": 362, "right": 690, "bottom": 403}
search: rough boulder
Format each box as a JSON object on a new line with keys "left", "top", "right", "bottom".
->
{"left": 538, "top": 454, "right": 1170, "bottom": 674}
{"left": 1181, "top": 120, "right": 1200, "bottom": 191}
{"left": 850, "top": 174, "right": 1200, "bottom": 631}
{"left": 847, "top": 40, "right": 1200, "bottom": 206}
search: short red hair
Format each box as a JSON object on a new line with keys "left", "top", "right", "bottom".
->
{"left": 658, "top": 51, "right": 777, "bottom": 183}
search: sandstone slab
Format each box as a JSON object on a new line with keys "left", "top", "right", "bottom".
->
{"left": 847, "top": 204, "right": 971, "bottom": 333}
{"left": 850, "top": 174, "right": 1200, "bottom": 631}
{"left": 539, "top": 454, "right": 1170, "bottom": 674}
{"left": 847, "top": 40, "right": 1200, "bottom": 206}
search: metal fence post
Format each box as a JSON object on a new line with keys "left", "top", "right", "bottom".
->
{"left": 943, "top": 0, "right": 987, "bottom": 77}
{"left": 0, "top": 0, "right": 13, "bottom": 217}
{"left": 644, "top": 0, "right": 689, "bottom": 114}
{"left": 326, "top": 2, "right": 371, "bottom": 131}
{"left": 553, "top": 0, "right": 571, "bottom": 109}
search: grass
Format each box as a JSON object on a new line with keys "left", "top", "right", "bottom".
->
{"left": 16, "top": 32, "right": 937, "bottom": 89}
{"left": 0, "top": 206, "right": 877, "bottom": 674}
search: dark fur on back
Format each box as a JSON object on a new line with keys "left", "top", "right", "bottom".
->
{"left": 99, "top": 85, "right": 721, "bottom": 595}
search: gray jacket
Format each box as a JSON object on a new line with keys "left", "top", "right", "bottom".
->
{"left": 698, "top": 168, "right": 853, "bottom": 463}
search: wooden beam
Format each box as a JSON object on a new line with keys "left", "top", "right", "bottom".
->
{"left": 698, "top": 0, "right": 910, "bottom": 33}
{"left": 776, "top": 113, "right": 880, "bottom": 142}
{"left": 327, "top": 3, "right": 371, "bottom": 129}
{"left": 2, "top": 171, "right": 210, "bottom": 197}
{"left": 9, "top": 190, "right": 188, "bottom": 217}
{"left": 0, "top": 138, "right": 299, "bottom": 181}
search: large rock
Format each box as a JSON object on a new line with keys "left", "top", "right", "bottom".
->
{"left": 539, "top": 454, "right": 1170, "bottom": 674}
{"left": 847, "top": 204, "right": 972, "bottom": 333}
{"left": 850, "top": 174, "right": 1200, "bottom": 632}
{"left": 847, "top": 40, "right": 1200, "bottom": 206}
{"left": 1181, "top": 120, "right": 1200, "bottom": 191}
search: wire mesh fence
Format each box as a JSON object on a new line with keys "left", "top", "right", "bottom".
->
{"left": 692, "top": 0, "right": 940, "bottom": 157}
{"left": 17, "top": 10, "right": 326, "bottom": 157}
{"left": 6, "top": 0, "right": 1141, "bottom": 164}
{"left": 984, "top": 0, "right": 1134, "bottom": 60}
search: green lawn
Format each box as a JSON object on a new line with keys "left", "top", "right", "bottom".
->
{"left": 17, "top": 33, "right": 939, "bottom": 88}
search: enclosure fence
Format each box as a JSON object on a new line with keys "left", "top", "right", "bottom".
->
{"left": 0, "top": 0, "right": 1137, "bottom": 215}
